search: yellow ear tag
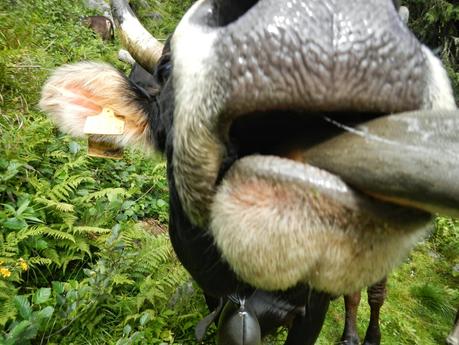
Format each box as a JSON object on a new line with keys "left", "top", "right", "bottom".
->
{"left": 83, "top": 107, "right": 125, "bottom": 135}
{"left": 87, "top": 136, "right": 124, "bottom": 159}
{"left": 84, "top": 108, "right": 125, "bottom": 159}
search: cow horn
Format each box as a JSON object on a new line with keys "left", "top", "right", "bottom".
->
{"left": 110, "top": 0, "right": 164, "bottom": 71}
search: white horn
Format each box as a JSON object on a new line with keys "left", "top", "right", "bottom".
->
{"left": 118, "top": 49, "right": 136, "bottom": 65}
{"left": 110, "top": 0, "right": 164, "bottom": 71}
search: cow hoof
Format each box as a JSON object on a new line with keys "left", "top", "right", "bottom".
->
{"left": 363, "top": 331, "right": 381, "bottom": 345}
{"left": 446, "top": 335, "right": 459, "bottom": 345}
{"left": 339, "top": 336, "right": 360, "bottom": 345}
{"left": 363, "top": 340, "right": 380, "bottom": 345}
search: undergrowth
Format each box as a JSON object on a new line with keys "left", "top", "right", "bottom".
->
{"left": 405, "top": 0, "right": 459, "bottom": 102}
{"left": 0, "top": 0, "right": 458, "bottom": 344}
{"left": 0, "top": 0, "right": 202, "bottom": 344}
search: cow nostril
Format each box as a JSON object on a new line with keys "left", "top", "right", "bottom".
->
{"left": 210, "top": 0, "right": 259, "bottom": 27}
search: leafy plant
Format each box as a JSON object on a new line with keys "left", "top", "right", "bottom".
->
{"left": 0, "top": 288, "right": 54, "bottom": 345}
{"left": 403, "top": 0, "right": 459, "bottom": 102}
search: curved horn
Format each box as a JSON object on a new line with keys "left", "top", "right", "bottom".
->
{"left": 110, "top": 0, "right": 164, "bottom": 71}
{"left": 118, "top": 49, "right": 136, "bottom": 65}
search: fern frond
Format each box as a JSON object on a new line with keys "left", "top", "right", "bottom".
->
{"left": 34, "top": 197, "right": 75, "bottom": 213}
{"left": 60, "top": 252, "right": 86, "bottom": 272}
{"left": 35, "top": 174, "right": 94, "bottom": 202}
{"left": 112, "top": 274, "right": 135, "bottom": 286}
{"left": 78, "top": 188, "right": 128, "bottom": 203}
{"left": 72, "top": 226, "right": 111, "bottom": 235}
{"left": 0, "top": 233, "right": 19, "bottom": 257}
{"left": 53, "top": 155, "right": 89, "bottom": 176}
{"left": 0, "top": 299, "right": 17, "bottom": 327}
{"left": 27, "top": 175, "right": 50, "bottom": 194}
{"left": 16, "top": 226, "right": 46, "bottom": 241}
{"left": 42, "top": 248, "right": 61, "bottom": 266}
{"left": 48, "top": 150, "right": 69, "bottom": 159}
{"left": 0, "top": 280, "right": 17, "bottom": 300}
{"left": 33, "top": 226, "right": 76, "bottom": 243}
{"left": 28, "top": 257, "right": 53, "bottom": 266}
{"left": 60, "top": 213, "right": 78, "bottom": 227}
{"left": 74, "top": 237, "right": 91, "bottom": 256}
{"left": 50, "top": 184, "right": 73, "bottom": 201}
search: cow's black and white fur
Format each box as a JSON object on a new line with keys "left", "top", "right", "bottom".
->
{"left": 40, "top": 0, "right": 458, "bottom": 343}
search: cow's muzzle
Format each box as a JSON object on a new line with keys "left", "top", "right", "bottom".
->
{"left": 171, "top": 0, "right": 458, "bottom": 293}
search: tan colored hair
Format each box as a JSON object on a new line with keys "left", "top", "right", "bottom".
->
{"left": 40, "top": 61, "right": 153, "bottom": 149}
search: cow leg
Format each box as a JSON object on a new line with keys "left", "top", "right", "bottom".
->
{"left": 195, "top": 294, "right": 225, "bottom": 342}
{"left": 362, "top": 278, "right": 387, "bottom": 345}
{"left": 340, "top": 291, "right": 362, "bottom": 345}
{"left": 204, "top": 293, "right": 222, "bottom": 312}
{"left": 284, "top": 291, "right": 330, "bottom": 345}
{"left": 446, "top": 308, "right": 459, "bottom": 345}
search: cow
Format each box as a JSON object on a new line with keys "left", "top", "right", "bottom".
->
{"left": 39, "top": 0, "right": 459, "bottom": 344}
{"left": 81, "top": 15, "right": 114, "bottom": 41}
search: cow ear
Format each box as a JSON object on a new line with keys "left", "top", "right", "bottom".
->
{"left": 39, "top": 61, "right": 154, "bottom": 150}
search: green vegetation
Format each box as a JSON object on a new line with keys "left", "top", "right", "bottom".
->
{"left": 404, "top": 0, "right": 459, "bottom": 102}
{"left": 0, "top": 0, "right": 458, "bottom": 344}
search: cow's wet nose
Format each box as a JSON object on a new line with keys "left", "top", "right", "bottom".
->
{"left": 190, "top": 0, "right": 426, "bottom": 118}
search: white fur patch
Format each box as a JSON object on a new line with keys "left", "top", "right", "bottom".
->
{"left": 40, "top": 61, "right": 154, "bottom": 149}
{"left": 422, "top": 46, "right": 457, "bottom": 110}
{"left": 172, "top": 1, "right": 227, "bottom": 224}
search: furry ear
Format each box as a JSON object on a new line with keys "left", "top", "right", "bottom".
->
{"left": 39, "top": 61, "right": 154, "bottom": 149}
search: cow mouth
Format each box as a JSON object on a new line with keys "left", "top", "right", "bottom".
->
{"left": 220, "top": 109, "right": 459, "bottom": 218}
{"left": 223, "top": 110, "right": 379, "bottom": 177}
{"left": 216, "top": 109, "right": 430, "bottom": 225}
{"left": 220, "top": 110, "right": 393, "bottom": 211}
{"left": 226, "top": 111, "right": 379, "bottom": 168}
{"left": 208, "top": 108, "right": 459, "bottom": 293}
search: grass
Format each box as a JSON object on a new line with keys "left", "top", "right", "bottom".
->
{"left": 0, "top": 0, "right": 458, "bottom": 344}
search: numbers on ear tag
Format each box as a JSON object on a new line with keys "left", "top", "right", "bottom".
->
{"left": 84, "top": 108, "right": 125, "bottom": 135}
